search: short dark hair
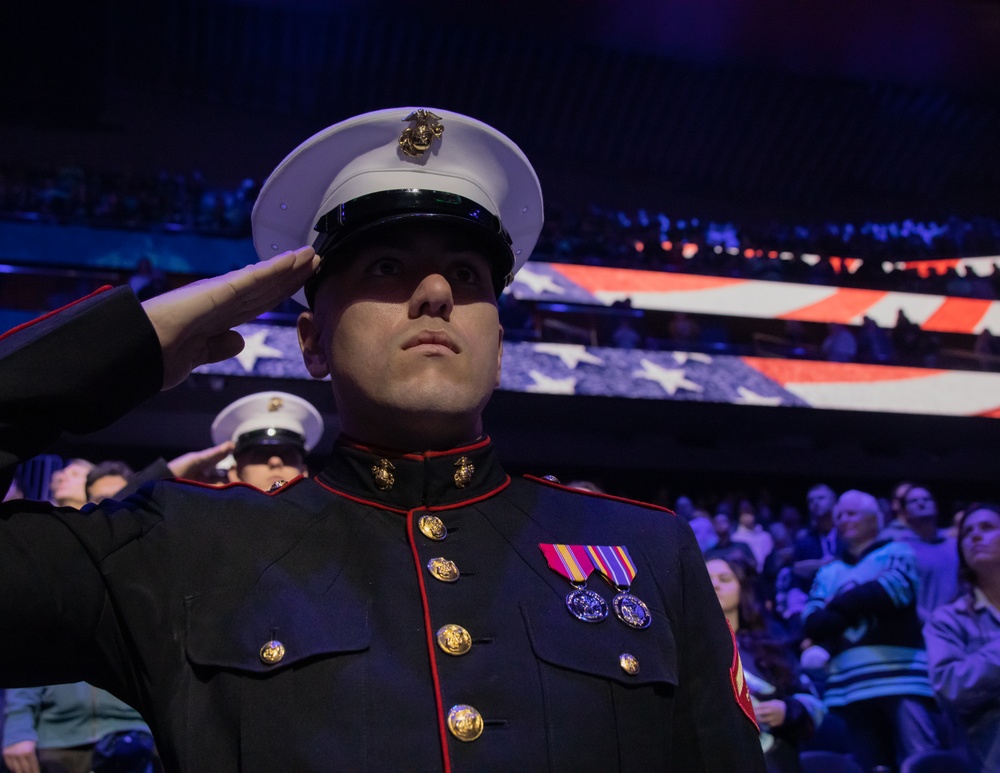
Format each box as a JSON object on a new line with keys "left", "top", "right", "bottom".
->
{"left": 86, "top": 460, "right": 134, "bottom": 493}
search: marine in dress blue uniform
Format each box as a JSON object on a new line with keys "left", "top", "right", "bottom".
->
{"left": 0, "top": 107, "right": 764, "bottom": 771}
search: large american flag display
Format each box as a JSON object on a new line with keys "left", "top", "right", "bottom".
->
{"left": 195, "top": 323, "right": 1000, "bottom": 420}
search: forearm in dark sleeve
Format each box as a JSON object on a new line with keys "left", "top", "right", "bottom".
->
{"left": 0, "top": 286, "right": 163, "bottom": 467}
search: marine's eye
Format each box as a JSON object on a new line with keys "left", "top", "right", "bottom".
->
{"left": 451, "top": 263, "right": 484, "bottom": 285}
{"left": 366, "top": 257, "right": 404, "bottom": 276}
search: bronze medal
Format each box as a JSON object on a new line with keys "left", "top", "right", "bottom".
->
{"left": 612, "top": 591, "right": 652, "bottom": 629}
{"left": 565, "top": 587, "right": 609, "bottom": 623}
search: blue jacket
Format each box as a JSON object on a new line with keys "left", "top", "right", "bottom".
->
{"left": 925, "top": 590, "right": 1000, "bottom": 772}
{"left": 801, "top": 539, "right": 934, "bottom": 706}
{"left": 3, "top": 682, "right": 149, "bottom": 749}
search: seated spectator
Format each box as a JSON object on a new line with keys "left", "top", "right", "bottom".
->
{"left": 705, "top": 512, "right": 759, "bottom": 568}
{"left": 48, "top": 458, "right": 94, "bottom": 509}
{"left": 776, "top": 485, "right": 843, "bottom": 624}
{"left": 821, "top": 324, "right": 857, "bottom": 363}
{"left": 2, "top": 682, "right": 158, "bottom": 773}
{"left": 85, "top": 460, "right": 134, "bottom": 504}
{"left": 732, "top": 501, "right": 775, "bottom": 572}
{"left": 707, "top": 556, "right": 825, "bottom": 772}
{"left": 801, "top": 490, "right": 943, "bottom": 771}
{"left": 925, "top": 504, "right": 1000, "bottom": 773}
{"left": 611, "top": 317, "right": 641, "bottom": 350}
{"left": 880, "top": 483, "right": 959, "bottom": 619}
{"left": 857, "top": 316, "right": 894, "bottom": 364}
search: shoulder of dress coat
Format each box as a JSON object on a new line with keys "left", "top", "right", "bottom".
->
{"left": 522, "top": 474, "right": 676, "bottom": 515}
{"left": 0, "top": 285, "right": 117, "bottom": 344}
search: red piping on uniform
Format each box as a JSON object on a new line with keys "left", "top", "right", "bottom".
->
{"left": 171, "top": 474, "right": 306, "bottom": 494}
{"left": 311, "top": 479, "right": 409, "bottom": 514}
{"left": 423, "top": 436, "right": 491, "bottom": 458}
{"left": 0, "top": 285, "right": 113, "bottom": 343}
{"left": 523, "top": 474, "right": 676, "bottom": 515}
{"left": 406, "top": 509, "right": 453, "bottom": 773}
{"left": 426, "top": 476, "right": 511, "bottom": 512}
{"left": 727, "top": 622, "right": 759, "bottom": 730}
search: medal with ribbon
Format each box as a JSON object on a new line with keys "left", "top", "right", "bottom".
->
{"left": 538, "top": 544, "right": 609, "bottom": 623}
{"left": 586, "top": 545, "right": 652, "bottom": 629}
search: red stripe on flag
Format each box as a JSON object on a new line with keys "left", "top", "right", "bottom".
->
{"left": 777, "top": 287, "right": 887, "bottom": 324}
{"left": 550, "top": 263, "right": 739, "bottom": 294}
{"left": 920, "top": 297, "right": 992, "bottom": 334}
{"left": 742, "top": 357, "right": 946, "bottom": 386}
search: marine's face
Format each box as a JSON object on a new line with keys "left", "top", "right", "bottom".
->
{"left": 298, "top": 224, "right": 503, "bottom": 449}
{"left": 961, "top": 508, "right": 1000, "bottom": 575}
{"left": 230, "top": 444, "right": 307, "bottom": 491}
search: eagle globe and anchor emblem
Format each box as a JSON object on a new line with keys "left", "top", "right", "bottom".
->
{"left": 399, "top": 110, "right": 444, "bottom": 157}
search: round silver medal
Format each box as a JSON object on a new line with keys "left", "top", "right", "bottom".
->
{"left": 565, "top": 588, "right": 609, "bottom": 623}
{"left": 613, "top": 592, "right": 652, "bottom": 629}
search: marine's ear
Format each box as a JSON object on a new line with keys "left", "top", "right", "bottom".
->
{"left": 297, "top": 311, "right": 331, "bottom": 379}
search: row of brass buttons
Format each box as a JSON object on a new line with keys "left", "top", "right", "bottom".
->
{"left": 421, "top": 519, "right": 482, "bottom": 741}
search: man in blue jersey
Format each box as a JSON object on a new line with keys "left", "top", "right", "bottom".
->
{"left": 802, "top": 489, "right": 944, "bottom": 771}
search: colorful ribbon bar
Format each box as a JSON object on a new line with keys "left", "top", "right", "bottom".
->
{"left": 539, "top": 544, "right": 596, "bottom": 583}
{"left": 586, "top": 545, "right": 638, "bottom": 588}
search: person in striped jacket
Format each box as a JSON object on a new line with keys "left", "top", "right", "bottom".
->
{"left": 801, "top": 489, "right": 944, "bottom": 771}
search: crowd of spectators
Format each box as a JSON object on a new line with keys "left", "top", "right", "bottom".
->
{"left": 632, "top": 480, "right": 996, "bottom": 771}
{"left": 3, "top": 163, "right": 1000, "bottom": 299}
{"left": 0, "top": 164, "right": 256, "bottom": 236}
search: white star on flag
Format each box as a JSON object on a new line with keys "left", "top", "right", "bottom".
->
{"left": 235, "top": 329, "right": 284, "bottom": 372}
{"left": 735, "top": 386, "right": 784, "bottom": 406}
{"left": 532, "top": 343, "right": 605, "bottom": 369}
{"left": 671, "top": 351, "right": 713, "bottom": 365}
{"left": 526, "top": 370, "right": 578, "bottom": 395}
{"left": 512, "top": 266, "right": 565, "bottom": 295}
{"left": 632, "top": 359, "right": 703, "bottom": 396}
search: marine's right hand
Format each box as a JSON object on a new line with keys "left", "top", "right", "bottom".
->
{"left": 141, "top": 247, "right": 320, "bottom": 389}
{"left": 2, "top": 739, "right": 40, "bottom": 773}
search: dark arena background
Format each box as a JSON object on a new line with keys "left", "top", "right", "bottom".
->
{"left": 3, "top": 0, "right": 1000, "bottom": 507}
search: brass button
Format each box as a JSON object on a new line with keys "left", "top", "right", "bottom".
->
{"left": 446, "top": 704, "right": 483, "bottom": 742}
{"left": 418, "top": 514, "right": 448, "bottom": 541}
{"left": 427, "top": 557, "right": 460, "bottom": 583}
{"left": 619, "top": 652, "right": 640, "bottom": 675}
{"left": 436, "top": 624, "right": 472, "bottom": 656}
{"left": 260, "top": 640, "right": 285, "bottom": 665}
{"left": 453, "top": 456, "right": 475, "bottom": 488}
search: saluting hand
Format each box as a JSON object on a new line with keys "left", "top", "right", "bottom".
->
{"left": 141, "top": 247, "right": 320, "bottom": 389}
{"left": 167, "top": 440, "right": 236, "bottom": 480}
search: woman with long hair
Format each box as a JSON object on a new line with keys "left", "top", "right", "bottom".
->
{"left": 707, "top": 556, "right": 825, "bottom": 773}
{"left": 925, "top": 504, "right": 1000, "bottom": 772}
